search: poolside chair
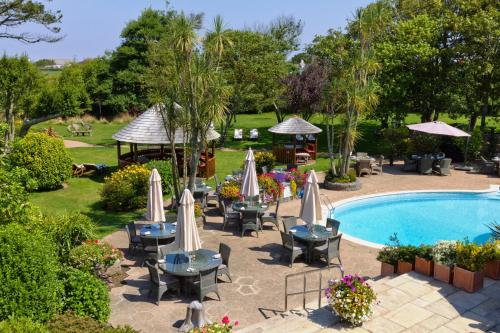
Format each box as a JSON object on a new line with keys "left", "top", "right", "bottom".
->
{"left": 145, "top": 259, "right": 179, "bottom": 305}
{"left": 193, "top": 191, "right": 206, "bottom": 209}
{"left": 234, "top": 129, "right": 243, "bottom": 140}
{"left": 356, "top": 159, "right": 372, "bottom": 177}
{"left": 250, "top": 129, "right": 259, "bottom": 140}
{"left": 280, "top": 231, "right": 306, "bottom": 267}
{"left": 355, "top": 152, "right": 368, "bottom": 158}
{"left": 403, "top": 157, "right": 418, "bottom": 172}
{"left": 282, "top": 216, "right": 297, "bottom": 233}
{"left": 125, "top": 222, "right": 142, "bottom": 254}
{"left": 371, "top": 155, "right": 384, "bottom": 175}
{"left": 221, "top": 200, "right": 240, "bottom": 231}
{"left": 434, "top": 158, "right": 452, "bottom": 176}
{"left": 326, "top": 218, "right": 341, "bottom": 236}
{"left": 261, "top": 200, "right": 280, "bottom": 230}
{"left": 312, "top": 233, "right": 343, "bottom": 269}
{"left": 141, "top": 236, "right": 159, "bottom": 266}
{"left": 478, "top": 156, "right": 496, "bottom": 174}
{"left": 157, "top": 242, "right": 179, "bottom": 260}
{"left": 419, "top": 158, "right": 434, "bottom": 175}
{"left": 218, "top": 243, "right": 232, "bottom": 282}
{"left": 189, "top": 266, "right": 221, "bottom": 302}
{"left": 241, "top": 210, "right": 261, "bottom": 237}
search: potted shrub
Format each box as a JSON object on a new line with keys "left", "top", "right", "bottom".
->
{"left": 432, "top": 241, "right": 457, "bottom": 283}
{"left": 483, "top": 241, "right": 500, "bottom": 280}
{"left": 219, "top": 181, "right": 240, "bottom": 211}
{"left": 415, "top": 245, "right": 434, "bottom": 276}
{"left": 396, "top": 246, "right": 417, "bottom": 274}
{"left": 376, "top": 246, "right": 398, "bottom": 276}
{"left": 453, "top": 241, "right": 491, "bottom": 292}
{"left": 326, "top": 275, "right": 377, "bottom": 326}
{"left": 194, "top": 202, "right": 205, "bottom": 228}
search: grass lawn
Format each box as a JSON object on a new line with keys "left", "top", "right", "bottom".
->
{"left": 28, "top": 111, "right": 497, "bottom": 237}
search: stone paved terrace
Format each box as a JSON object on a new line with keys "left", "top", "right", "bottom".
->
{"left": 105, "top": 163, "right": 500, "bottom": 332}
{"left": 238, "top": 272, "right": 500, "bottom": 333}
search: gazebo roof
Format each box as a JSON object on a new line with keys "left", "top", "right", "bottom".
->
{"left": 268, "top": 116, "right": 322, "bottom": 135}
{"left": 112, "top": 105, "right": 220, "bottom": 144}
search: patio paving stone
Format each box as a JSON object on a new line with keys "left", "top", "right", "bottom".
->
{"left": 384, "top": 303, "right": 434, "bottom": 328}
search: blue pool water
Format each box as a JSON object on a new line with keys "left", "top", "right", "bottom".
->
{"left": 332, "top": 191, "right": 500, "bottom": 246}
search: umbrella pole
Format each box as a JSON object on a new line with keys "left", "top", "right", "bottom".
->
{"left": 464, "top": 136, "right": 470, "bottom": 166}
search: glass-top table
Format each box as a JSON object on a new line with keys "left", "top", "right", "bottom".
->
{"left": 231, "top": 201, "right": 269, "bottom": 213}
{"left": 290, "top": 224, "right": 332, "bottom": 263}
{"left": 158, "top": 248, "right": 222, "bottom": 277}
{"left": 139, "top": 223, "right": 176, "bottom": 239}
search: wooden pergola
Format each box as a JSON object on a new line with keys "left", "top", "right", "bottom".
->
{"left": 112, "top": 105, "right": 219, "bottom": 178}
{"left": 268, "top": 116, "right": 322, "bottom": 165}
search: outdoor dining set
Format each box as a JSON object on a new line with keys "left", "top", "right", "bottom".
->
{"left": 403, "top": 153, "right": 452, "bottom": 175}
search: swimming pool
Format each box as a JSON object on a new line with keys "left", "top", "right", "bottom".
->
{"left": 332, "top": 191, "right": 500, "bottom": 247}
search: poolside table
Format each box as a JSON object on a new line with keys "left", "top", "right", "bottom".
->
{"left": 290, "top": 224, "right": 332, "bottom": 263}
{"left": 139, "top": 222, "right": 176, "bottom": 241}
{"left": 158, "top": 248, "right": 222, "bottom": 278}
{"left": 231, "top": 201, "right": 269, "bottom": 214}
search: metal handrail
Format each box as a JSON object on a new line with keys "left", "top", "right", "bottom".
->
{"left": 284, "top": 266, "right": 343, "bottom": 311}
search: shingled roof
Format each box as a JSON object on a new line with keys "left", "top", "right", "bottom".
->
{"left": 268, "top": 116, "right": 322, "bottom": 135}
{"left": 112, "top": 105, "right": 220, "bottom": 144}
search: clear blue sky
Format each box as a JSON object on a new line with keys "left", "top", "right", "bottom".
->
{"left": 0, "top": 0, "right": 373, "bottom": 61}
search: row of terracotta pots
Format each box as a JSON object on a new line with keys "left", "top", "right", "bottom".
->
{"left": 381, "top": 257, "right": 499, "bottom": 293}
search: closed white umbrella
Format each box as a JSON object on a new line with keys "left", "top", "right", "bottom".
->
{"left": 240, "top": 148, "right": 260, "bottom": 199}
{"left": 146, "top": 168, "right": 165, "bottom": 222}
{"left": 174, "top": 189, "right": 202, "bottom": 252}
{"left": 300, "top": 170, "right": 322, "bottom": 227}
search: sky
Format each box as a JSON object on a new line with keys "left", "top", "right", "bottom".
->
{"left": 0, "top": 0, "right": 373, "bottom": 61}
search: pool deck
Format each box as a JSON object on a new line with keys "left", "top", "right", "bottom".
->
{"left": 105, "top": 163, "right": 500, "bottom": 332}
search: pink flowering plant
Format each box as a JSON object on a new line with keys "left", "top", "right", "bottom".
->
{"left": 188, "top": 315, "right": 238, "bottom": 333}
{"left": 326, "top": 275, "right": 376, "bottom": 326}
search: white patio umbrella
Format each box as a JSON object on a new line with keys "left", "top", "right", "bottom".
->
{"left": 300, "top": 170, "right": 322, "bottom": 228}
{"left": 240, "top": 148, "right": 260, "bottom": 199}
{"left": 145, "top": 168, "right": 165, "bottom": 222}
{"left": 174, "top": 189, "right": 202, "bottom": 252}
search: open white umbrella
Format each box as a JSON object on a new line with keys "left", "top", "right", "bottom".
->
{"left": 240, "top": 148, "right": 260, "bottom": 199}
{"left": 300, "top": 170, "right": 322, "bottom": 227}
{"left": 146, "top": 168, "right": 165, "bottom": 222}
{"left": 174, "top": 189, "right": 202, "bottom": 252}
{"left": 406, "top": 121, "right": 470, "bottom": 137}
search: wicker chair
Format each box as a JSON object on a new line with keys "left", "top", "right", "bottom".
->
{"left": 434, "top": 158, "right": 452, "bottom": 176}
{"left": 261, "top": 200, "right": 280, "bottom": 230}
{"left": 157, "top": 242, "right": 179, "bottom": 260}
{"left": 145, "top": 259, "right": 179, "bottom": 305}
{"left": 371, "top": 155, "right": 384, "bottom": 175}
{"left": 221, "top": 200, "right": 240, "bottom": 231}
{"left": 419, "top": 158, "right": 434, "bottom": 175}
{"left": 326, "top": 218, "right": 341, "bottom": 236}
{"left": 141, "top": 236, "right": 159, "bottom": 266}
{"left": 357, "top": 159, "right": 372, "bottom": 177}
{"left": 241, "top": 210, "right": 261, "bottom": 237}
{"left": 282, "top": 216, "right": 298, "bottom": 234}
{"left": 280, "top": 231, "right": 306, "bottom": 267}
{"left": 189, "top": 266, "right": 221, "bottom": 302}
{"left": 125, "top": 222, "right": 142, "bottom": 254}
{"left": 478, "top": 156, "right": 496, "bottom": 174}
{"left": 218, "top": 243, "right": 232, "bottom": 282}
{"left": 312, "top": 234, "right": 343, "bottom": 269}
{"left": 355, "top": 152, "right": 368, "bottom": 158}
{"left": 193, "top": 191, "right": 206, "bottom": 209}
{"left": 403, "top": 157, "right": 418, "bottom": 172}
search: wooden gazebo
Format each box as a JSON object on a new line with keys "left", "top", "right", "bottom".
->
{"left": 112, "top": 105, "right": 219, "bottom": 178}
{"left": 268, "top": 116, "right": 322, "bottom": 165}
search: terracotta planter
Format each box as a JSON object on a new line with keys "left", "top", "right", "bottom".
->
{"left": 397, "top": 260, "right": 413, "bottom": 274}
{"left": 380, "top": 262, "right": 396, "bottom": 276}
{"left": 433, "top": 263, "right": 453, "bottom": 284}
{"left": 483, "top": 260, "right": 500, "bottom": 280}
{"left": 453, "top": 266, "right": 484, "bottom": 293}
{"left": 415, "top": 256, "right": 434, "bottom": 276}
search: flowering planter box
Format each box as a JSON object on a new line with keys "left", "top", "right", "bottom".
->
{"left": 453, "top": 266, "right": 484, "bottom": 293}
{"left": 380, "top": 262, "right": 396, "bottom": 276}
{"left": 433, "top": 263, "right": 453, "bottom": 284}
{"left": 483, "top": 260, "right": 500, "bottom": 280}
{"left": 397, "top": 260, "right": 413, "bottom": 274}
{"left": 415, "top": 256, "right": 434, "bottom": 276}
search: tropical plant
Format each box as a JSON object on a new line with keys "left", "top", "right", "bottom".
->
{"left": 0, "top": 224, "right": 62, "bottom": 322}
{"left": 188, "top": 315, "right": 237, "bottom": 333}
{"left": 60, "top": 268, "right": 110, "bottom": 322}
{"left": 219, "top": 181, "right": 240, "bottom": 201}
{"left": 326, "top": 274, "right": 376, "bottom": 325}
{"left": 101, "top": 164, "right": 150, "bottom": 211}
{"left": 487, "top": 222, "right": 500, "bottom": 240}
{"left": 455, "top": 241, "right": 494, "bottom": 272}
{"left": 396, "top": 246, "right": 417, "bottom": 263}
{"left": 376, "top": 246, "right": 398, "bottom": 266}
{"left": 416, "top": 245, "right": 433, "bottom": 261}
{"left": 254, "top": 152, "right": 276, "bottom": 174}
{"left": 68, "top": 240, "right": 123, "bottom": 275}
{"left": 432, "top": 240, "right": 457, "bottom": 266}
{"left": 8, "top": 132, "right": 72, "bottom": 190}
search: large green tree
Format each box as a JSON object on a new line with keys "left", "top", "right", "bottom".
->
{"left": 0, "top": 0, "right": 62, "bottom": 43}
{"left": 81, "top": 57, "right": 113, "bottom": 119}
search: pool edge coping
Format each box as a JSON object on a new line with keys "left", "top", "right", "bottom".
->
{"left": 322, "top": 184, "right": 500, "bottom": 250}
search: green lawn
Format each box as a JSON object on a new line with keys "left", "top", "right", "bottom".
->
{"left": 28, "top": 111, "right": 497, "bottom": 237}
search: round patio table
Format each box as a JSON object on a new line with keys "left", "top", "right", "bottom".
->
{"left": 231, "top": 201, "right": 269, "bottom": 214}
{"left": 139, "top": 223, "right": 176, "bottom": 240}
{"left": 158, "top": 248, "right": 222, "bottom": 278}
{"left": 290, "top": 224, "right": 332, "bottom": 263}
